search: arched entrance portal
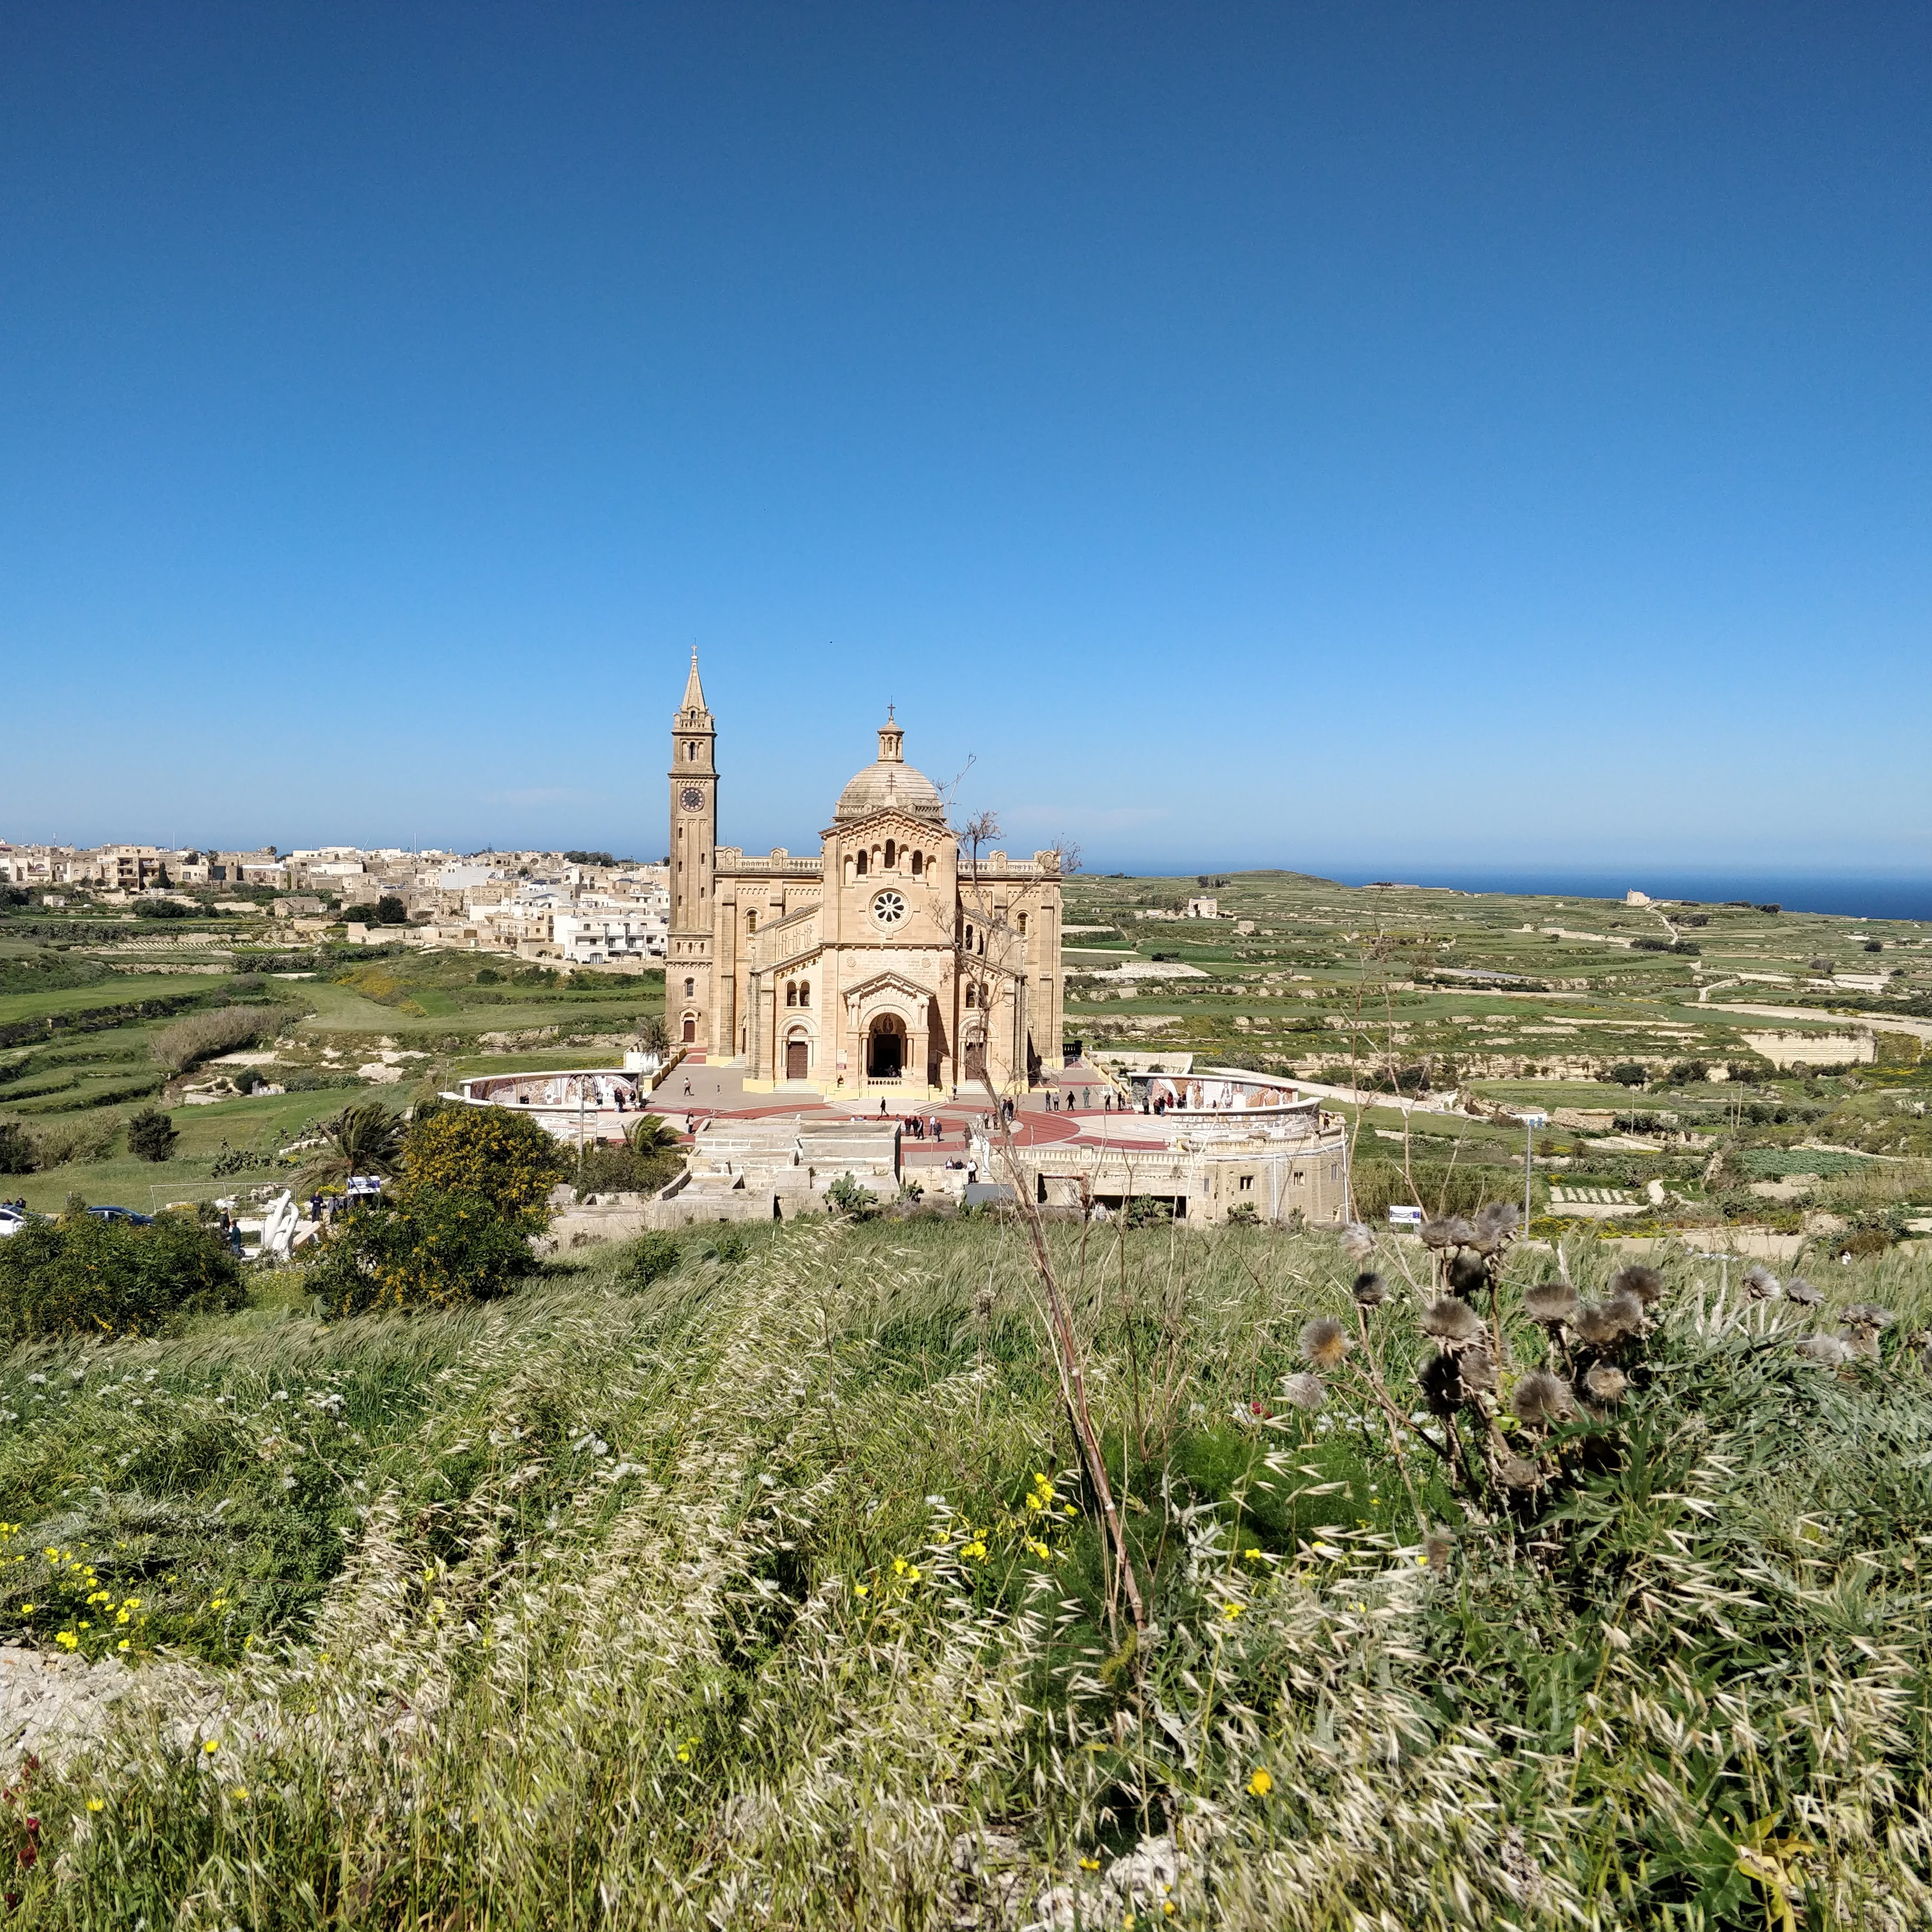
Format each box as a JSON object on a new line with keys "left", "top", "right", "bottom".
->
{"left": 866, "top": 1013, "right": 906, "bottom": 1081}
{"left": 963, "top": 1034, "right": 986, "bottom": 1082}
{"left": 785, "top": 1035, "right": 809, "bottom": 1080}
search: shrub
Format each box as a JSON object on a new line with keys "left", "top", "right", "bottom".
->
{"left": 126, "top": 1106, "right": 179, "bottom": 1162}
{"left": 132, "top": 898, "right": 193, "bottom": 920}
{"left": 826, "top": 1173, "right": 877, "bottom": 1219}
{"left": 150, "top": 1003, "right": 285, "bottom": 1073}
{"left": 621, "top": 1231, "right": 682, "bottom": 1289}
{"left": 306, "top": 1190, "right": 536, "bottom": 1316}
{"left": 1606, "top": 1062, "right": 1649, "bottom": 1087}
{"left": 0, "top": 1119, "right": 35, "bottom": 1173}
{"left": 402, "top": 1106, "right": 565, "bottom": 1225}
{"left": 375, "top": 894, "right": 407, "bottom": 926}
{"left": 26, "top": 1115, "right": 122, "bottom": 1169}
{"left": 0, "top": 1211, "right": 244, "bottom": 1342}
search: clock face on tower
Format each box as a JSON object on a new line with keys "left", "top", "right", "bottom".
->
{"left": 680, "top": 786, "right": 706, "bottom": 812}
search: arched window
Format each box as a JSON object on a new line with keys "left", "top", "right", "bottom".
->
{"left": 884, "top": 838, "right": 897, "bottom": 870}
{"left": 683, "top": 977, "right": 694, "bottom": 998}
{"left": 798, "top": 979, "right": 809, "bottom": 1007}
{"left": 965, "top": 983, "right": 977, "bottom": 1009}
{"left": 1017, "top": 912, "right": 1027, "bottom": 935}
{"left": 785, "top": 981, "right": 796, "bottom": 1007}
{"left": 687, "top": 743, "right": 697, "bottom": 762}
{"left": 855, "top": 849, "right": 869, "bottom": 877}
{"left": 746, "top": 910, "right": 757, "bottom": 934}
{"left": 911, "top": 850, "right": 923, "bottom": 877}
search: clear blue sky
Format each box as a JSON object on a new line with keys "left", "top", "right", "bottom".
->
{"left": 2, "top": 3, "right": 1927, "bottom": 877}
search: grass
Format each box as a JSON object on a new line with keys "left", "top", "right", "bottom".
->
{"left": 4, "top": 1215, "right": 1932, "bottom": 1926}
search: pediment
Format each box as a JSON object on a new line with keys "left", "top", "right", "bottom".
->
{"left": 842, "top": 968, "right": 936, "bottom": 1008}
{"left": 821, "top": 807, "right": 953, "bottom": 842}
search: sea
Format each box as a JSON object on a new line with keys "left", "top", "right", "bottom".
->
{"left": 1323, "top": 870, "right": 1932, "bottom": 923}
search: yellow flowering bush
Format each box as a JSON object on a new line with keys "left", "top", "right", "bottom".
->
{"left": 401, "top": 1107, "right": 566, "bottom": 1225}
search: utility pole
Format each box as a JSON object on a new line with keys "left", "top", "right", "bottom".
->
{"left": 1518, "top": 1110, "right": 1546, "bottom": 1231}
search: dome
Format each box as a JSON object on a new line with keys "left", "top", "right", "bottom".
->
{"left": 832, "top": 716, "right": 948, "bottom": 825}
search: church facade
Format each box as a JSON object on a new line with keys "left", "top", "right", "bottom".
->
{"left": 665, "top": 655, "right": 1064, "bottom": 1097}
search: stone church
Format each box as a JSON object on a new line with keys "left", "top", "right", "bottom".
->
{"left": 665, "top": 654, "right": 1064, "bottom": 1097}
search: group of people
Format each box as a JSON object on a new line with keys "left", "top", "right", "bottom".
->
{"left": 897, "top": 1113, "right": 944, "bottom": 1142}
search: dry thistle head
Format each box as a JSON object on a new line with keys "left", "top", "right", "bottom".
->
{"left": 1508, "top": 1370, "right": 1574, "bottom": 1428}
{"left": 1581, "top": 1362, "right": 1627, "bottom": 1405}
{"left": 1784, "top": 1276, "right": 1824, "bottom": 1309}
{"left": 1281, "top": 1371, "right": 1327, "bottom": 1412}
{"left": 1299, "top": 1318, "right": 1351, "bottom": 1371}
{"left": 1839, "top": 1304, "right": 1894, "bottom": 1360}
{"left": 1339, "top": 1221, "right": 1375, "bottom": 1263}
{"left": 1522, "top": 1280, "right": 1580, "bottom": 1328}
{"left": 1795, "top": 1333, "right": 1853, "bottom": 1368}
{"left": 1460, "top": 1347, "right": 1497, "bottom": 1395}
{"left": 1497, "top": 1452, "right": 1541, "bottom": 1491}
{"left": 1742, "top": 1265, "right": 1782, "bottom": 1302}
{"left": 1609, "top": 1264, "right": 1665, "bottom": 1308}
{"left": 1573, "top": 1300, "right": 1636, "bottom": 1348}
{"left": 1422, "top": 1528, "right": 1453, "bottom": 1574}
{"left": 1422, "top": 1296, "right": 1484, "bottom": 1346}
{"left": 1440, "top": 1215, "right": 1478, "bottom": 1250}
{"left": 1471, "top": 1201, "right": 1521, "bottom": 1254}
{"left": 1419, "top": 1216, "right": 1465, "bottom": 1251}
{"left": 1602, "top": 1287, "right": 1645, "bottom": 1333}
{"left": 1446, "top": 1249, "right": 1490, "bottom": 1299}
{"left": 1351, "top": 1270, "right": 1388, "bottom": 1309}
{"left": 1418, "top": 1349, "right": 1466, "bottom": 1414}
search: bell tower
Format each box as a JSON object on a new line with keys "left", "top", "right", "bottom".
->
{"left": 667, "top": 650, "right": 717, "bottom": 1050}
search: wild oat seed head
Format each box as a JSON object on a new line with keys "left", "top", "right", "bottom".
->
{"left": 1299, "top": 1318, "right": 1351, "bottom": 1370}
{"left": 1422, "top": 1297, "right": 1483, "bottom": 1345}
{"left": 1609, "top": 1264, "right": 1665, "bottom": 1308}
{"left": 1351, "top": 1271, "right": 1387, "bottom": 1308}
{"left": 1523, "top": 1281, "right": 1580, "bottom": 1327}
{"left": 1509, "top": 1370, "right": 1574, "bottom": 1427}
{"left": 1281, "top": 1371, "right": 1327, "bottom": 1412}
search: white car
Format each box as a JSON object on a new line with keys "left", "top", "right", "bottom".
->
{"left": 0, "top": 1205, "right": 27, "bottom": 1239}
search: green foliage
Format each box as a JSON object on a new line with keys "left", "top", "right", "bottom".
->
{"left": 826, "top": 1172, "right": 878, "bottom": 1219}
{"left": 402, "top": 1105, "right": 564, "bottom": 1223}
{"left": 375, "top": 894, "right": 408, "bottom": 925}
{"left": 132, "top": 898, "right": 193, "bottom": 920}
{"left": 301, "top": 1099, "right": 402, "bottom": 1190}
{"left": 126, "top": 1105, "right": 178, "bottom": 1162}
{"left": 306, "top": 1190, "right": 537, "bottom": 1316}
{"left": 619, "top": 1231, "right": 682, "bottom": 1289}
{"left": 0, "top": 1210, "right": 243, "bottom": 1342}
{"left": 0, "top": 1118, "right": 35, "bottom": 1173}
{"left": 1606, "top": 1060, "right": 1649, "bottom": 1086}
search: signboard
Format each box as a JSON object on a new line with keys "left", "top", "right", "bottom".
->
{"left": 1389, "top": 1204, "right": 1423, "bottom": 1228}
{"left": 1517, "top": 1111, "right": 1549, "bottom": 1129}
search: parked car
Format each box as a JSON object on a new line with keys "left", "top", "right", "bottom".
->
{"left": 0, "top": 1204, "right": 27, "bottom": 1239}
{"left": 84, "top": 1204, "right": 154, "bottom": 1227}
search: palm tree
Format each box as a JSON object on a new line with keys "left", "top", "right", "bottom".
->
{"left": 627, "top": 1112, "right": 681, "bottom": 1156}
{"left": 301, "top": 1101, "right": 402, "bottom": 1192}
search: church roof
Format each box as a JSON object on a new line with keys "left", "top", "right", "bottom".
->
{"left": 832, "top": 714, "right": 947, "bottom": 825}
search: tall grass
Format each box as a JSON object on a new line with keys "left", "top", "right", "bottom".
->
{"left": 2, "top": 1219, "right": 1931, "bottom": 1926}
{"left": 150, "top": 1004, "right": 288, "bottom": 1075}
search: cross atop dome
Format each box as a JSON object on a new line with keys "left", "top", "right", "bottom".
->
{"left": 878, "top": 711, "right": 903, "bottom": 764}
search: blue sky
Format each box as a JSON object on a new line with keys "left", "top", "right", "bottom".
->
{"left": 2, "top": 3, "right": 1927, "bottom": 876}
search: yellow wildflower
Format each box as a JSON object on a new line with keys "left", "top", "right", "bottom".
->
{"left": 87, "top": 1797, "right": 104, "bottom": 1812}
{"left": 1247, "top": 1767, "right": 1273, "bottom": 1797}
{"left": 203, "top": 1739, "right": 220, "bottom": 1754}
{"left": 854, "top": 1583, "right": 870, "bottom": 1598}
{"left": 1079, "top": 1856, "right": 1100, "bottom": 1872}
{"left": 1222, "top": 1602, "right": 1244, "bottom": 1621}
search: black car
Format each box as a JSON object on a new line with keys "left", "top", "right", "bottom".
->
{"left": 84, "top": 1204, "right": 155, "bottom": 1226}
